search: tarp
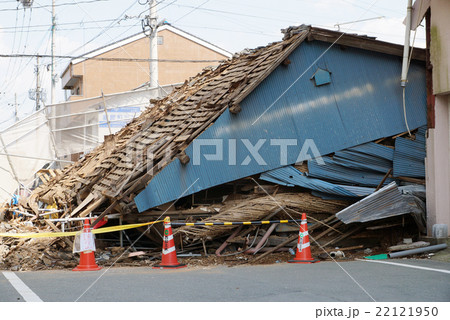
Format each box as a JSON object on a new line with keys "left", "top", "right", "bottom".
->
{"left": 0, "top": 85, "right": 177, "bottom": 203}
{"left": 47, "top": 85, "right": 178, "bottom": 157}
{"left": 0, "top": 109, "right": 55, "bottom": 202}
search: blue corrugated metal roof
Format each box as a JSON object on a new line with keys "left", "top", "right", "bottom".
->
{"left": 135, "top": 40, "right": 427, "bottom": 212}
{"left": 307, "top": 158, "right": 393, "bottom": 187}
{"left": 345, "top": 142, "right": 394, "bottom": 161}
{"left": 393, "top": 126, "right": 426, "bottom": 178}
{"left": 260, "top": 165, "right": 375, "bottom": 199}
{"left": 260, "top": 166, "right": 360, "bottom": 197}
{"left": 333, "top": 150, "right": 392, "bottom": 173}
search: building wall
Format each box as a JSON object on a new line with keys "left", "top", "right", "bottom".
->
{"left": 430, "top": 0, "right": 450, "bottom": 95}
{"left": 425, "top": 0, "right": 450, "bottom": 236}
{"left": 135, "top": 41, "right": 427, "bottom": 211}
{"left": 426, "top": 96, "right": 450, "bottom": 234}
{"left": 68, "top": 29, "right": 228, "bottom": 100}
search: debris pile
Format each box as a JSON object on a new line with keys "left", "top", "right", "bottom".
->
{"left": 0, "top": 219, "right": 72, "bottom": 271}
{"left": 0, "top": 25, "right": 437, "bottom": 271}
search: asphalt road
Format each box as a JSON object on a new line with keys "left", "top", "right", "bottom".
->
{"left": 1, "top": 259, "right": 449, "bottom": 302}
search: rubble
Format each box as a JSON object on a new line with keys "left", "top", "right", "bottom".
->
{"left": 0, "top": 25, "right": 433, "bottom": 271}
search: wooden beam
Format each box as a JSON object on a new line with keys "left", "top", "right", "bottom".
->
{"left": 229, "top": 104, "right": 241, "bottom": 114}
{"left": 177, "top": 151, "right": 190, "bottom": 165}
{"left": 69, "top": 193, "right": 95, "bottom": 217}
{"left": 375, "top": 168, "right": 392, "bottom": 191}
{"left": 309, "top": 30, "right": 426, "bottom": 61}
{"left": 78, "top": 196, "right": 106, "bottom": 218}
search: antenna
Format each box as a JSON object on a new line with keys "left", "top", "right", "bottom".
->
{"left": 334, "top": 16, "right": 385, "bottom": 31}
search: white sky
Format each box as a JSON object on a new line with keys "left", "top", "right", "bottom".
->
{"left": 0, "top": 0, "right": 426, "bottom": 128}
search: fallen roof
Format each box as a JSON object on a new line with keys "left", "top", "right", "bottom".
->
{"left": 335, "top": 181, "right": 425, "bottom": 225}
{"left": 29, "top": 25, "right": 426, "bottom": 217}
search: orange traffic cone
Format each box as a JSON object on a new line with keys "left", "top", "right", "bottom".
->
{"left": 153, "top": 217, "right": 186, "bottom": 269}
{"left": 73, "top": 219, "right": 102, "bottom": 271}
{"left": 288, "top": 213, "right": 319, "bottom": 264}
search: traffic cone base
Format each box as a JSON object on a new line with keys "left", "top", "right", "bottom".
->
{"left": 73, "top": 251, "right": 102, "bottom": 271}
{"left": 288, "top": 258, "right": 319, "bottom": 264}
{"left": 153, "top": 263, "right": 186, "bottom": 269}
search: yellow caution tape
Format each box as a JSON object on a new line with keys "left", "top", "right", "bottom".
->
{"left": 0, "top": 220, "right": 163, "bottom": 239}
{"left": 0, "top": 218, "right": 301, "bottom": 239}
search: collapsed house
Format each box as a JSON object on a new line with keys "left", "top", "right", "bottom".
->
{"left": 0, "top": 25, "right": 431, "bottom": 270}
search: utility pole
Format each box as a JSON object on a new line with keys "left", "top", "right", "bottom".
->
{"left": 148, "top": 0, "right": 158, "bottom": 88}
{"left": 7, "top": 93, "right": 19, "bottom": 122}
{"left": 14, "top": 93, "right": 18, "bottom": 122}
{"left": 28, "top": 55, "right": 45, "bottom": 110}
{"left": 36, "top": 55, "right": 41, "bottom": 111}
{"left": 51, "top": 0, "right": 56, "bottom": 104}
{"left": 142, "top": 0, "right": 165, "bottom": 87}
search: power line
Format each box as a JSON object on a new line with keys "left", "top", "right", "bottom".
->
{"left": 172, "top": 0, "right": 210, "bottom": 24}
{"left": 0, "top": 0, "right": 109, "bottom": 12}
{"left": 1, "top": 4, "right": 20, "bottom": 90}
{"left": 176, "top": 23, "right": 278, "bottom": 37}
{"left": 4, "top": 8, "right": 27, "bottom": 92}
{"left": 171, "top": 3, "right": 300, "bottom": 24}
{"left": 0, "top": 23, "right": 141, "bottom": 33}
{"left": 0, "top": 18, "right": 128, "bottom": 30}
{"left": 64, "top": 0, "right": 140, "bottom": 58}
{"left": 0, "top": 53, "right": 225, "bottom": 63}
{"left": 1, "top": 30, "right": 51, "bottom": 93}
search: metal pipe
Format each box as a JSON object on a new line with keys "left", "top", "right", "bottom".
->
{"left": 388, "top": 243, "right": 448, "bottom": 259}
{"left": 12, "top": 210, "right": 35, "bottom": 218}
{"left": 46, "top": 214, "right": 120, "bottom": 222}
{"left": 0, "top": 152, "right": 73, "bottom": 164}
{"left": 39, "top": 210, "right": 64, "bottom": 216}
{"left": 215, "top": 226, "right": 243, "bottom": 256}
{"left": 330, "top": 250, "right": 345, "bottom": 258}
{"left": 46, "top": 102, "right": 146, "bottom": 120}
{"left": 401, "top": 0, "right": 413, "bottom": 87}
{"left": 1, "top": 120, "right": 48, "bottom": 151}
{"left": 245, "top": 223, "right": 278, "bottom": 254}
{"left": 0, "top": 108, "right": 46, "bottom": 134}
{"left": 50, "top": 117, "right": 137, "bottom": 132}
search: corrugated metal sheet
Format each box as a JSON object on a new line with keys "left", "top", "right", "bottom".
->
{"left": 346, "top": 142, "right": 394, "bottom": 161}
{"left": 307, "top": 158, "right": 393, "bottom": 187}
{"left": 335, "top": 182, "right": 422, "bottom": 224}
{"left": 333, "top": 150, "right": 392, "bottom": 173}
{"left": 260, "top": 165, "right": 375, "bottom": 198}
{"left": 393, "top": 126, "right": 426, "bottom": 178}
{"left": 260, "top": 166, "right": 360, "bottom": 197}
{"left": 135, "top": 40, "right": 427, "bottom": 212}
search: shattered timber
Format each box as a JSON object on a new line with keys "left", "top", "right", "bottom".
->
{"left": 0, "top": 25, "right": 433, "bottom": 270}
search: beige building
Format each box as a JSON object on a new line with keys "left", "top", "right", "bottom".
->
{"left": 61, "top": 25, "right": 232, "bottom": 100}
{"left": 410, "top": 0, "right": 450, "bottom": 237}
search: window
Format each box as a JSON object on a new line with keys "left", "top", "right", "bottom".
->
{"left": 71, "top": 82, "right": 83, "bottom": 96}
{"left": 157, "top": 36, "right": 164, "bottom": 45}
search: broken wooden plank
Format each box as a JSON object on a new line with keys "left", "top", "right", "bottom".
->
{"left": 69, "top": 193, "right": 96, "bottom": 217}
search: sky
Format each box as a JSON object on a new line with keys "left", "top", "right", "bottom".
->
{"left": 0, "top": 0, "right": 426, "bottom": 129}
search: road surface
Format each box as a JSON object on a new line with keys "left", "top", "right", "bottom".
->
{"left": 1, "top": 259, "right": 449, "bottom": 302}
